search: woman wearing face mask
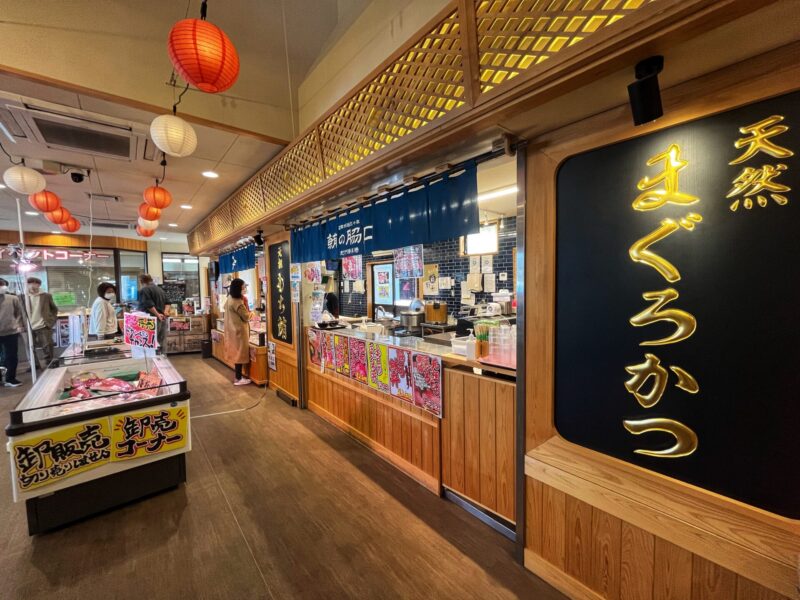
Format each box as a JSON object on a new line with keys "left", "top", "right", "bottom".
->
{"left": 223, "top": 278, "right": 252, "bottom": 385}
{"left": 89, "top": 282, "right": 119, "bottom": 340}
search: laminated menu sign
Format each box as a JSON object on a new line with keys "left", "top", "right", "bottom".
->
{"left": 169, "top": 317, "right": 191, "bottom": 332}
{"left": 342, "top": 255, "right": 363, "bottom": 281}
{"left": 111, "top": 406, "right": 188, "bottom": 461}
{"left": 412, "top": 352, "right": 443, "bottom": 418}
{"left": 268, "top": 342, "right": 277, "bottom": 371}
{"left": 334, "top": 334, "right": 350, "bottom": 376}
{"left": 290, "top": 263, "right": 301, "bottom": 281}
{"left": 393, "top": 245, "right": 423, "bottom": 278}
{"left": 388, "top": 346, "right": 413, "bottom": 402}
{"left": 322, "top": 332, "right": 335, "bottom": 368}
{"left": 12, "top": 420, "right": 112, "bottom": 492}
{"left": 555, "top": 91, "right": 800, "bottom": 518}
{"left": 308, "top": 329, "right": 321, "bottom": 366}
{"left": 367, "top": 341, "right": 389, "bottom": 393}
{"left": 348, "top": 338, "right": 368, "bottom": 384}
{"left": 124, "top": 312, "right": 158, "bottom": 349}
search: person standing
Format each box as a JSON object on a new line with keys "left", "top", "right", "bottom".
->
{"left": 137, "top": 274, "right": 170, "bottom": 354}
{"left": 0, "top": 278, "right": 25, "bottom": 387}
{"left": 89, "top": 283, "right": 119, "bottom": 340}
{"left": 24, "top": 277, "right": 59, "bottom": 368}
{"left": 223, "top": 278, "right": 252, "bottom": 385}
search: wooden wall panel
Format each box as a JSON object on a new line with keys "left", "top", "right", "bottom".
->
{"left": 620, "top": 523, "right": 654, "bottom": 600}
{"left": 691, "top": 556, "right": 737, "bottom": 600}
{"left": 541, "top": 485, "right": 566, "bottom": 569}
{"left": 305, "top": 364, "right": 441, "bottom": 494}
{"left": 590, "top": 509, "right": 621, "bottom": 600}
{"left": 441, "top": 368, "right": 516, "bottom": 521}
{"left": 653, "top": 539, "right": 693, "bottom": 600}
{"left": 565, "top": 496, "right": 593, "bottom": 585}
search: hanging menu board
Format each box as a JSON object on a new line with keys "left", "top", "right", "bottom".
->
{"left": 268, "top": 241, "right": 293, "bottom": 345}
{"left": 160, "top": 281, "right": 186, "bottom": 304}
{"left": 554, "top": 91, "right": 800, "bottom": 519}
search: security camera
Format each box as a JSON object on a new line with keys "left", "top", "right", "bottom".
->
{"left": 65, "top": 167, "right": 90, "bottom": 183}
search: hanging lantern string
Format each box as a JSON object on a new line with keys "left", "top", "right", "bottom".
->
{"left": 200, "top": 0, "right": 207, "bottom": 20}
{"left": 172, "top": 82, "right": 190, "bottom": 115}
{"left": 0, "top": 140, "right": 23, "bottom": 165}
{"left": 156, "top": 155, "right": 168, "bottom": 186}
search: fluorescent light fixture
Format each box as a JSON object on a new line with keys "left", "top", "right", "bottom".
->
{"left": 168, "top": 223, "right": 178, "bottom": 227}
{"left": 202, "top": 171, "right": 219, "bottom": 178}
{"left": 159, "top": 237, "right": 168, "bottom": 241}
{"left": 180, "top": 204, "right": 192, "bottom": 209}
{"left": 25, "top": 211, "right": 39, "bottom": 216}
{"left": 477, "top": 185, "right": 518, "bottom": 203}
{"left": 0, "top": 184, "right": 6, "bottom": 189}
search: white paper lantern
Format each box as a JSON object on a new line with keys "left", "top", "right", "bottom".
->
{"left": 150, "top": 114, "right": 197, "bottom": 158}
{"left": 137, "top": 217, "right": 159, "bottom": 230}
{"left": 3, "top": 165, "right": 46, "bottom": 194}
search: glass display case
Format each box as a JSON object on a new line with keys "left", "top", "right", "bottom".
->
{"left": 6, "top": 352, "right": 191, "bottom": 534}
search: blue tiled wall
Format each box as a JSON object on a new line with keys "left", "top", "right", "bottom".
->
{"left": 339, "top": 217, "right": 516, "bottom": 319}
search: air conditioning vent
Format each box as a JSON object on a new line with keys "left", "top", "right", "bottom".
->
{"left": 76, "top": 218, "right": 136, "bottom": 230}
{"left": 34, "top": 117, "right": 130, "bottom": 158}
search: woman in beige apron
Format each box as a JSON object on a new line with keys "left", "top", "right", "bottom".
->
{"left": 223, "top": 278, "right": 252, "bottom": 385}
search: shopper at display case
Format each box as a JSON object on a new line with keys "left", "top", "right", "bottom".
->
{"left": 89, "top": 282, "right": 119, "bottom": 340}
{"left": 0, "top": 278, "right": 25, "bottom": 387}
{"left": 137, "top": 274, "right": 170, "bottom": 354}
{"left": 223, "top": 278, "right": 252, "bottom": 385}
{"left": 24, "top": 277, "right": 58, "bottom": 368}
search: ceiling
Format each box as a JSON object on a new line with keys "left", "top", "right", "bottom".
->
{"left": 0, "top": 0, "right": 372, "bottom": 141}
{"left": 0, "top": 73, "right": 283, "bottom": 242}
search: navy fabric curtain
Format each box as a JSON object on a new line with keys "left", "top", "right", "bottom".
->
{"left": 289, "top": 159, "right": 479, "bottom": 260}
{"left": 219, "top": 244, "right": 256, "bottom": 274}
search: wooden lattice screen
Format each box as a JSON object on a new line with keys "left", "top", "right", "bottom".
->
{"left": 190, "top": 0, "right": 651, "bottom": 253}
{"left": 475, "top": 0, "right": 647, "bottom": 92}
{"left": 318, "top": 9, "right": 465, "bottom": 178}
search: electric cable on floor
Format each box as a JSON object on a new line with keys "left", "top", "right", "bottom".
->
{"left": 189, "top": 379, "right": 269, "bottom": 419}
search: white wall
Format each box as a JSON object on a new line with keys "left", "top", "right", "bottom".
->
{"left": 297, "top": 0, "right": 451, "bottom": 130}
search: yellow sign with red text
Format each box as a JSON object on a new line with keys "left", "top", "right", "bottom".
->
{"left": 111, "top": 406, "right": 189, "bottom": 461}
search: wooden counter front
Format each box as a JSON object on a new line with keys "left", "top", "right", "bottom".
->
{"left": 211, "top": 336, "right": 268, "bottom": 386}
{"left": 442, "top": 368, "right": 516, "bottom": 522}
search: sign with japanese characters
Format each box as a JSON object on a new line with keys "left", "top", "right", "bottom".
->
{"left": 555, "top": 91, "right": 799, "bottom": 518}
{"left": 123, "top": 312, "right": 158, "bottom": 349}
{"left": 325, "top": 210, "right": 373, "bottom": 258}
{"left": 111, "top": 406, "right": 189, "bottom": 461}
{"left": 11, "top": 421, "right": 112, "bottom": 492}
{"left": 268, "top": 241, "right": 293, "bottom": 345}
{"left": 168, "top": 317, "right": 191, "bottom": 332}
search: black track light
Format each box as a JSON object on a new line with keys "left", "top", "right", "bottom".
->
{"left": 627, "top": 56, "right": 664, "bottom": 126}
{"left": 253, "top": 229, "right": 264, "bottom": 246}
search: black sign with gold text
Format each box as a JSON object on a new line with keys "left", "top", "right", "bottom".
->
{"left": 555, "top": 91, "right": 799, "bottom": 518}
{"left": 268, "top": 241, "right": 293, "bottom": 344}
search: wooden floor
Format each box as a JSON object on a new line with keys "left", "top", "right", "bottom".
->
{"left": 0, "top": 356, "right": 564, "bottom": 600}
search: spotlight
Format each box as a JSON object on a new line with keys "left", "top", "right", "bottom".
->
{"left": 253, "top": 229, "right": 264, "bottom": 246}
{"left": 627, "top": 56, "right": 664, "bottom": 126}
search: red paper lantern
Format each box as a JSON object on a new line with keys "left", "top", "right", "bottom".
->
{"left": 45, "top": 206, "right": 72, "bottom": 225}
{"left": 167, "top": 18, "right": 240, "bottom": 93}
{"left": 136, "top": 225, "right": 156, "bottom": 238}
{"left": 143, "top": 185, "right": 173, "bottom": 209}
{"left": 60, "top": 216, "right": 81, "bottom": 233}
{"left": 138, "top": 202, "right": 162, "bottom": 221}
{"left": 28, "top": 190, "right": 61, "bottom": 213}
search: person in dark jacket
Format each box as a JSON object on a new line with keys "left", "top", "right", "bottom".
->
{"left": 0, "top": 278, "right": 25, "bottom": 386}
{"left": 137, "top": 274, "right": 170, "bottom": 354}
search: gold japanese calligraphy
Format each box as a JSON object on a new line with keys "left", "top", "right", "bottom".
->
{"left": 728, "top": 115, "right": 793, "bottom": 211}
{"left": 629, "top": 288, "right": 697, "bottom": 346}
{"left": 625, "top": 144, "right": 698, "bottom": 458}
{"left": 623, "top": 418, "right": 699, "bottom": 458}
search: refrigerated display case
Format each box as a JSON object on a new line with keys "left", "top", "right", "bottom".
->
{"left": 5, "top": 353, "right": 191, "bottom": 534}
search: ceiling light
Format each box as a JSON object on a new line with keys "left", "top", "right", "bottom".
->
{"left": 202, "top": 170, "right": 219, "bottom": 178}
{"left": 3, "top": 165, "right": 46, "bottom": 194}
{"left": 628, "top": 55, "right": 664, "bottom": 126}
{"left": 180, "top": 204, "right": 192, "bottom": 209}
{"left": 159, "top": 237, "right": 168, "bottom": 241}
{"left": 478, "top": 186, "right": 518, "bottom": 203}
{"left": 168, "top": 223, "right": 178, "bottom": 227}
{"left": 25, "top": 211, "right": 39, "bottom": 216}
{"left": 0, "top": 183, "right": 6, "bottom": 189}
{"left": 150, "top": 114, "right": 198, "bottom": 158}
{"left": 50, "top": 231, "right": 60, "bottom": 235}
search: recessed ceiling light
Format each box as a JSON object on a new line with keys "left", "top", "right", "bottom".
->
{"left": 25, "top": 211, "right": 39, "bottom": 216}
{"left": 202, "top": 171, "right": 219, "bottom": 178}
{"left": 0, "top": 184, "right": 7, "bottom": 189}
{"left": 50, "top": 230, "right": 60, "bottom": 234}
{"left": 168, "top": 223, "right": 178, "bottom": 227}
{"left": 180, "top": 204, "right": 192, "bottom": 209}
{"left": 159, "top": 237, "right": 167, "bottom": 240}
